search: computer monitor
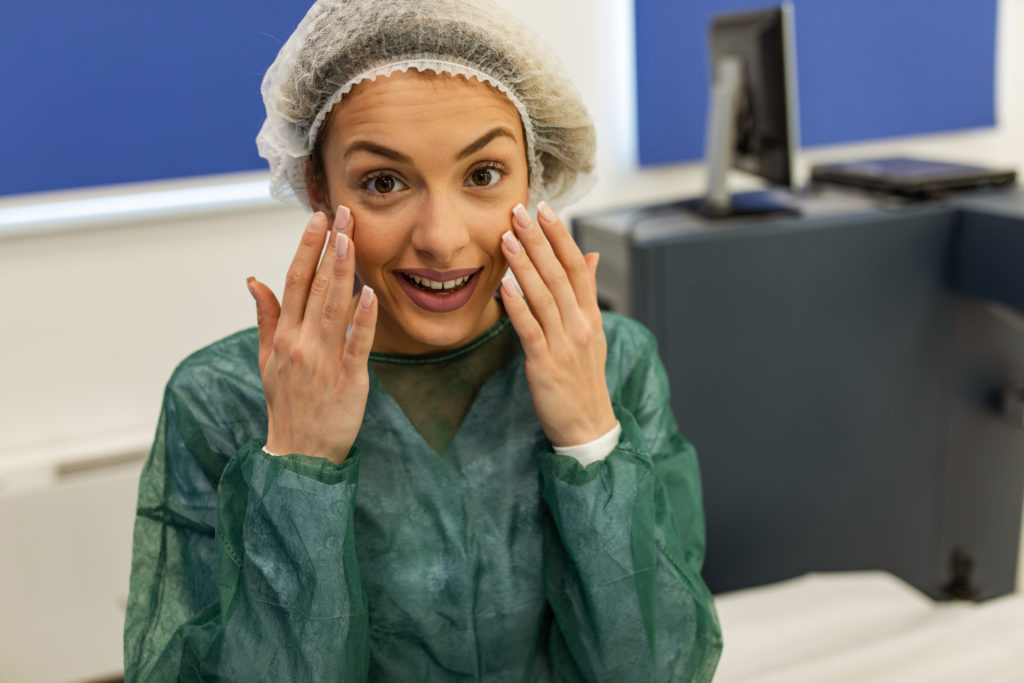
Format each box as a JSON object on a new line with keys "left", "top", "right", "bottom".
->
{"left": 683, "top": 3, "right": 801, "bottom": 218}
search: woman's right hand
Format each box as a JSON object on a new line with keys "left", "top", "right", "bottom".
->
{"left": 247, "top": 208, "right": 377, "bottom": 465}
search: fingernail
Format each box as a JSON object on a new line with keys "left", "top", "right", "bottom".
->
{"left": 334, "top": 205, "right": 351, "bottom": 232}
{"left": 501, "top": 275, "right": 518, "bottom": 298}
{"left": 336, "top": 232, "right": 349, "bottom": 259}
{"left": 512, "top": 204, "right": 532, "bottom": 230}
{"left": 246, "top": 276, "right": 256, "bottom": 298}
{"left": 307, "top": 212, "right": 327, "bottom": 233}
{"left": 501, "top": 230, "right": 521, "bottom": 255}
{"left": 359, "top": 285, "right": 375, "bottom": 311}
{"left": 538, "top": 201, "right": 556, "bottom": 224}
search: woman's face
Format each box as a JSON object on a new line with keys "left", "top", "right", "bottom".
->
{"left": 309, "top": 70, "right": 529, "bottom": 355}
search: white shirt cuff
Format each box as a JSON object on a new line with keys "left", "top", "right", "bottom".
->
{"left": 552, "top": 421, "right": 622, "bottom": 466}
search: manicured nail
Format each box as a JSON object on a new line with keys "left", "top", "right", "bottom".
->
{"left": 537, "top": 201, "right": 556, "bottom": 224}
{"left": 246, "top": 276, "right": 256, "bottom": 298}
{"left": 501, "top": 275, "right": 518, "bottom": 298}
{"left": 307, "top": 212, "right": 327, "bottom": 233}
{"left": 336, "top": 232, "right": 349, "bottom": 259}
{"left": 359, "top": 285, "right": 375, "bottom": 311}
{"left": 512, "top": 204, "right": 532, "bottom": 230}
{"left": 334, "top": 205, "right": 351, "bottom": 232}
{"left": 501, "top": 230, "right": 521, "bottom": 255}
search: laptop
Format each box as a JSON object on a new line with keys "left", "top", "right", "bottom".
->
{"left": 811, "top": 157, "right": 1017, "bottom": 198}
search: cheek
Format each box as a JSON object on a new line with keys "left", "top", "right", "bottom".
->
{"left": 350, "top": 218, "right": 403, "bottom": 278}
{"left": 471, "top": 207, "right": 514, "bottom": 266}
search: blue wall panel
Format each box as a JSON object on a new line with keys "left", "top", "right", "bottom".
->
{"left": 3, "top": 2, "right": 999, "bottom": 193}
{"left": 636, "top": 0, "right": 998, "bottom": 166}
{"left": 1, "top": 1, "right": 311, "bottom": 197}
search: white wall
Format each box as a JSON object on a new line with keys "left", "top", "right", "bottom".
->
{"left": 0, "top": 0, "right": 1022, "bottom": 680}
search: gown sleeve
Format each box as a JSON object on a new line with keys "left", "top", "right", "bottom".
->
{"left": 537, "top": 316, "right": 723, "bottom": 682}
{"left": 123, "top": 332, "right": 370, "bottom": 682}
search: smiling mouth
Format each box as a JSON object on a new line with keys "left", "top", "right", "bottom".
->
{"left": 400, "top": 271, "right": 478, "bottom": 294}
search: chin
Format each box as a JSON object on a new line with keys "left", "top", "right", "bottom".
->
{"left": 403, "top": 305, "right": 496, "bottom": 351}
{"left": 373, "top": 286, "right": 501, "bottom": 355}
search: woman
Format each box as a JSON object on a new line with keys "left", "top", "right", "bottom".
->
{"left": 124, "top": 1, "right": 722, "bottom": 680}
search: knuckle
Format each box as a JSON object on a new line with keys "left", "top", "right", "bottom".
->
{"left": 549, "top": 269, "right": 570, "bottom": 289}
{"left": 572, "top": 324, "right": 593, "bottom": 347}
{"left": 288, "top": 342, "right": 309, "bottom": 364}
{"left": 535, "top": 290, "right": 556, "bottom": 310}
{"left": 309, "top": 273, "right": 330, "bottom": 296}
{"left": 350, "top": 333, "right": 374, "bottom": 358}
{"left": 521, "top": 322, "right": 545, "bottom": 345}
{"left": 272, "top": 331, "right": 291, "bottom": 355}
{"left": 284, "top": 266, "right": 306, "bottom": 289}
{"left": 341, "top": 352, "right": 369, "bottom": 378}
{"left": 568, "top": 257, "right": 589, "bottom": 279}
{"left": 321, "top": 297, "right": 344, "bottom": 321}
{"left": 354, "top": 318, "right": 374, "bottom": 336}
{"left": 301, "top": 228, "right": 324, "bottom": 247}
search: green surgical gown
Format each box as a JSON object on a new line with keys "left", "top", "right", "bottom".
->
{"left": 124, "top": 312, "right": 722, "bottom": 681}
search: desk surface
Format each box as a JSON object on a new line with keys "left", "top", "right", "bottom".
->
{"left": 580, "top": 185, "right": 1023, "bottom": 243}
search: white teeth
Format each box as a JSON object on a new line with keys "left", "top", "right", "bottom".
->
{"left": 406, "top": 274, "right": 471, "bottom": 292}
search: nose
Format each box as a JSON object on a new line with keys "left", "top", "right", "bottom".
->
{"left": 409, "top": 193, "right": 470, "bottom": 265}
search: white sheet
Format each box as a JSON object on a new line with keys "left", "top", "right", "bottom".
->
{"left": 713, "top": 571, "right": 1024, "bottom": 683}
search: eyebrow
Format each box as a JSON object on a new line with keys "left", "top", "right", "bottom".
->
{"left": 343, "top": 141, "right": 412, "bottom": 164}
{"left": 455, "top": 127, "right": 518, "bottom": 160}
{"left": 343, "top": 126, "right": 517, "bottom": 164}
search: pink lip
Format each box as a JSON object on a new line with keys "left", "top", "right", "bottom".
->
{"left": 393, "top": 267, "right": 483, "bottom": 313}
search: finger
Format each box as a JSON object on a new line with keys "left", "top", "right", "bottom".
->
{"left": 499, "top": 274, "right": 548, "bottom": 356}
{"left": 501, "top": 228, "right": 564, "bottom": 338}
{"left": 278, "top": 212, "right": 329, "bottom": 331}
{"left": 319, "top": 209, "right": 357, "bottom": 353}
{"left": 536, "top": 201, "right": 595, "bottom": 306}
{"left": 333, "top": 203, "right": 355, "bottom": 239}
{"left": 300, "top": 238, "right": 336, "bottom": 338}
{"left": 301, "top": 207, "right": 352, "bottom": 329}
{"left": 340, "top": 285, "right": 378, "bottom": 379}
{"left": 585, "top": 252, "right": 599, "bottom": 283}
{"left": 511, "top": 204, "right": 582, "bottom": 322}
{"left": 584, "top": 252, "right": 600, "bottom": 308}
{"left": 248, "top": 277, "right": 281, "bottom": 371}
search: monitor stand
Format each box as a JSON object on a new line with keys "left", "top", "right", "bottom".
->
{"left": 680, "top": 190, "right": 800, "bottom": 219}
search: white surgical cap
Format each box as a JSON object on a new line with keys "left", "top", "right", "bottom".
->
{"left": 256, "top": 0, "right": 597, "bottom": 210}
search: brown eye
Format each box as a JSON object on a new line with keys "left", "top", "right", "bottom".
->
{"left": 466, "top": 167, "right": 501, "bottom": 187}
{"left": 362, "top": 173, "right": 406, "bottom": 195}
{"left": 373, "top": 176, "right": 396, "bottom": 193}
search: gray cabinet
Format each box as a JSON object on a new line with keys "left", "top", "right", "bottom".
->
{"left": 574, "top": 188, "right": 1024, "bottom": 599}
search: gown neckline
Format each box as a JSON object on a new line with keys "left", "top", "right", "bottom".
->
{"left": 364, "top": 316, "right": 526, "bottom": 459}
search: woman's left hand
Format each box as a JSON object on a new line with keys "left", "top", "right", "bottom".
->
{"left": 499, "top": 202, "right": 618, "bottom": 448}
